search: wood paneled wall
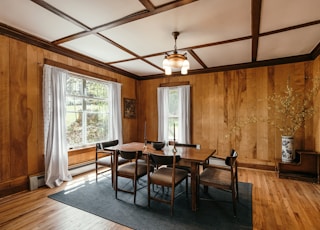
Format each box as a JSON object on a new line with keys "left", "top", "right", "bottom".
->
{"left": 0, "top": 35, "right": 138, "bottom": 196}
{"left": 137, "top": 57, "right": 320, "bottom": 169}
{"left": 0, "top": 34, "right": 319, "bottom": 196}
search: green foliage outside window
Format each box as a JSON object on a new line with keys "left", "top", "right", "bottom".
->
{"left": 66, "top": 75, "right": 111, "bottom": 148}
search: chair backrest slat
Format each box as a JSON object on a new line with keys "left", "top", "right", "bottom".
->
{"left": 150, "top": 154, "right": 181, "bottom": 166}
{"left": 225, "top": 149, "right": 238, "bottom": 166}
{"left": 168, "top": 141, "right": 199, "bottom": 149}
{"left": 96, "top": 140, "right": 119, "bottom": 150}
{"left": 119, "top": 150, "right": 141, "bottom": 160}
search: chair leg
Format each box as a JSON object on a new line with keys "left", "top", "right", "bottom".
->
{"left": 232, "top": 188, "right": 237, "bottom": 217}
{"left": 115, "top": 175, "right": 118, "bottom": 199}
{"left": 185, "top": 177, "right": 188, "bottom": 198}
{"left": 133, "top": 179, "right": 137, "bottom": 204}
{"left": 148, "top": 182, "right": 151, "bottom": 207}
{"left": 111, "top": 165, "right": 114, "bottom": 188}
{"left": 170, "top": 185, "right": 175, "bottom": 216}
{"left": 236, "top": 178, "right": 239, "bottom": 201}
{"left": 96, "top": 163, "right": 98, "bottom": 181}
{"left": 203, "top": 185, "right": 208, "bottom": 193}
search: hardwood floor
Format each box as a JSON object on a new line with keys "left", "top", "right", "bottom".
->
{"left": 0, "top": 168, "right": 319, "bottom": 230}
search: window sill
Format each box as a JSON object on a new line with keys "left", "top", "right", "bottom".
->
{"left": 68, "top": 146, "right": 95, "bottom": 155}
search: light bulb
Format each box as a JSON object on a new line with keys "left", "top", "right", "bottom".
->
{"left": 165, "top": 67, "right": 172, "bottom": 75}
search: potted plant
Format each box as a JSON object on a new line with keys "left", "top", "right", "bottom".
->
{"left": 267, "top": 78, "right": 319, "bottom": 162}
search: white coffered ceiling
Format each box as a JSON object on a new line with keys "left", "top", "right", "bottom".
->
{"left": 0, "top": 0, "right": 319, "bottom": 79}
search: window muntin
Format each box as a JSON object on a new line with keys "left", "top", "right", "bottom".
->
{"left": 66, "top": 74, "right": 111, "bottom": 148}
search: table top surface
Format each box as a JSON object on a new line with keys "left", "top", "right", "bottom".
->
{"left": 105, "top": 142, "right": 216, "bottom": 163}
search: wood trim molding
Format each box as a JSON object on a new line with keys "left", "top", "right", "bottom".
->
{"left": 44, "top": 59, "right": 118, "bottom": 82}
{"left": 159, "top": 81, "right": 190, "bottom": 87}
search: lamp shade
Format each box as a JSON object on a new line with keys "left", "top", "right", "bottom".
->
{"left": 163, "top": 31, "right": 190, "bottom": 75}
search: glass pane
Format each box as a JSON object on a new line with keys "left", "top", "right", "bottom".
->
{"left": 66, "top": 77, "right": 83, "bottom": 96}
{"left": 85, "top": 99, "right": 109, "bottom": 112}
{"left": 86, "top": 113, "right": 109, "bottom": 143}
{"left": 168, "top": 89, "right": 178, "bottom": 116}
{"left": 85, "top": 80, "right": 108, "bottom": 98}
{"left": 66, "top": 112, "right": 83, "bottom": 146}
{"left": 66, "top": 97, "right": 83, "bottom": 112}
{"left": 168, "top": 118, "right": 179, "bottom": 140}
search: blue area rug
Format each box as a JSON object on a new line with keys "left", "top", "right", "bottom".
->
{"left": 49, "top": 176, "right": 252, "bottom": 230}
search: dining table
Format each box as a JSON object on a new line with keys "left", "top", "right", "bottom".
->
{"left": 105, "top": 142, "right": 216, "bottom": 211}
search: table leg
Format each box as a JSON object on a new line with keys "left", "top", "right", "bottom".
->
{"left": 112, "top": 150, "right": 117, "bottom": 190}
{"left": 190, "top": 162, "right": 199, "bottom": 211}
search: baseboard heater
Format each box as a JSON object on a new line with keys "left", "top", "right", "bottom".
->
{"left": 28, "top": 161, "right": 96, "bottom": 191}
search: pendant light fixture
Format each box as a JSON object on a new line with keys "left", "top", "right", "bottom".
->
{"left": 162, "top": 31, "right": 190, "bottom": 75}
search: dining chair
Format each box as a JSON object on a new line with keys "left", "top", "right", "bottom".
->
{"left": 95, "top": 140, "right": 129, "bottom": 183}
{"left": 168, "top": 142, "right": 200, "bottom": 174}
{"left": 147, "top": 153, "right": 188, "bottom": 216}
{"left": 199, "top": 149, "right": 239, "bottom": 216}
{"left": 115, "top": 150, "right": 152, "bottom": 204}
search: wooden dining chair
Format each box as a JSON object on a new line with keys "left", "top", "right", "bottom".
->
{"left": 199, "top": 149, "right": 239, "bottom": 216}
{"left": 168, "top": 142, "right": 200, "bottom": 174}
{"left": 95, "top": 140, "right": 129, "bottom": 183}
{"left": 115, "top": 150, "right": 152, "bottom": 204}
{"left": 147, "top": 153, "right": 188, "bottom": 216}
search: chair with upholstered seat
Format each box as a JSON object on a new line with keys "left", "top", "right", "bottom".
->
{"left": 115, "top": 150, "right": 152, "bottom": 204}
{"left": 95, "top": 140, "right": 129, "bottom": 183}
{"left": 199, "top": 149, "right": 239, "bottom": 216}
{"left": 147, "top": 153, "right": 188, "bottom": 216}
{"left": 167, "top": 142, "right": 200, "bottom": 174}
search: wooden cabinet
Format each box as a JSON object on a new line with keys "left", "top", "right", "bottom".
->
{"left": 278, "top": 150, "right": 320, "bottom": 183}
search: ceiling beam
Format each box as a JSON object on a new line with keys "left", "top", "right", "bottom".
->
{"left": 251, "top": 0, "right": 262, "bottom": 62}
{"left": 50, "top": 0, "right": 198, "bottom": 45}
{"left": 188, "top": 49, "right": 207, "bottom": 68}
{"left": 260, "top": 20, "right": 320, "bottom": 37}
{"left": 311, "top": 42, "right": 320, "bottom": 59}
{"left": 139, "top": 0, "right": 155, "bottom": 11}
{"left": 145, "top": 54, "right": 313, "bottom": 79}
{"left": 0, "top": 21, "right": 318, "bottom": 81}
{"left": 0, "top": 23, "right": 140, "bottom": 79}
{"left": 30, "top": 0, "right": 91, "bottom": 31}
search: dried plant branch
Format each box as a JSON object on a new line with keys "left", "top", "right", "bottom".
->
{"left": 226, "top": 76, "right": 320, "bottom": 137}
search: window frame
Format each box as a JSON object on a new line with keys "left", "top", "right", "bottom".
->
{"left": 157, "top": 85, "right": 190, "bottom": 144}
{"left": 66, "top": 73, "right": 113, "bottom": 149}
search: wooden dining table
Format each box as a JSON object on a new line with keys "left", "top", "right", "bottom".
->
{"left": 105, "top": 142, "right": 216, "bottom": 211}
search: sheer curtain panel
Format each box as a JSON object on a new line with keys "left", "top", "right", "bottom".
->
{"left": 110, "top": 81, "right": 123, "bottom": 144}
{"left": 179, "top": 85, "right": 191, "bottom": 144}
{"left": 43, "top": 64, "right": 72, "bottom": 188}
{"left": 157, "top": 87, "right": 169, "bottom": 142}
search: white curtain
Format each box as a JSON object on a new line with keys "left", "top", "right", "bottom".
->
{"left": 110, "top": 82, "right": 123, "bottom": 144}
{"left": 179, "top": 85, "right": 191, "bottom": 144}
{"left": 157, "top": 85, "right": 190, "bottom": 143}
{"left": 43, "top": 64, "right": 72, "bottom": 188}
{"left": 157, "top": 87, "right": 169, "bottom": 142}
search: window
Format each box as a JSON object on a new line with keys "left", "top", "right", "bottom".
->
{"left": 66, "top": 74, "right": 112, "bottom": 148}
{"left": 157, "top": 85, "right": 190, "bottom": 143}
{"left": 168, "top": 88, "right": 179, "bottom": 140}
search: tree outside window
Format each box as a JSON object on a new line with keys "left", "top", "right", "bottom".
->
{"left": 66, "top": 75, "right": 111, "bottom": 148}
